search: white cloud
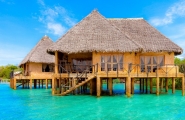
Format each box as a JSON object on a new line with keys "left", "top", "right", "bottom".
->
{"left": 150, "top": 0, "right": 185, "bottom": 26}
{"left": 47, "top": 22, "right": 66, "bottom": 35}
{"left": 37, "top": 0, "right": 77, "bottom": 36}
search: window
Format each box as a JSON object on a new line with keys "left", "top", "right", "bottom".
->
{"left": 140, "top": 56, "right": 164, "bottom": 72}
{"left": 42, "top": 64, "right": 54, "bottom": 72}
{"left": 101, "top": 55, "right": 123, "bottom": 71}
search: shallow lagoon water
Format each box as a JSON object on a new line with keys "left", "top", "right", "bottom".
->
{"left": 1, "top": 83, "right": 185, "bottom": 120}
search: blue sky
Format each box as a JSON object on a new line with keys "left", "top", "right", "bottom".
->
{"left": 0, "top": 0, "right": 185, "bottom": 66}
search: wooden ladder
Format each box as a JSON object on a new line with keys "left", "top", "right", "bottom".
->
{"left": 59, "top": 75, "right": 96, "bottom": 96}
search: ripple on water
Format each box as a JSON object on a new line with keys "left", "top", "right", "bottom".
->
{"left": 0, "top": 83, "right": 185, "bottom": 120}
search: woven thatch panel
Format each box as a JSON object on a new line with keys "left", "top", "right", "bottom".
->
{"left": 108, "top": 18, "right": 182, "bottom": 55}
{"left": 20, "top": 36, "right": 54, "bottom": 65}
{"left": 48, "top": 10, "right": 141, "bottom": 54}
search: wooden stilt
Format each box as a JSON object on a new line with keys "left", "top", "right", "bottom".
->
{"left": 13, "top": 78, "right": 16, "bottom": 90}
{"left": 140, "top": 78, "right": 141, "bottom": 93}
{"left": 182, "top": 77, "right": 184, "bottom": 96}
{"left": 22, "top": 80, "right": 24, "bottom": 89}
{"left": 42, "top": 80, "right": 43, "bottom": 88}
{"left": 161, "top": 78, "right": 163, "bottom": 92}
{"left": 34, "top": 80, "right": 36, "bottom": 88}
{"left": 97, "top": 77, "right": 101, "bottom": 97}
{"left": 146, "top": 78, "right": 148, "bottom": 93}
{"left": 131, "top": 78, "right": 134, "bottom": 94}
{"left": 108, "top": 77, "right": 113, "bottom": 95}
{"left": 172, "top": 78, "right": 175, "bottom": 94}
{"left": 59, "top": 79, "right": 61, "bottom": 94}
{"left": 126, "top": 77, "right": 131, "bottom": 97}
{"left": 29, "top": 79, "right": 32, "bottom": 89}
{"left": 39, "top": 80, "right": 40, "bottom": 88}
{"left": 165, "top": 78, "right": 168, "bottom": 93}
{"left": 52, "top": 77, "right": 55, "bottom": 95}
{"left": 142, "top": 78, "right": 145, "bottom": 93}
{"left": 150, "top": 78, "right": 153, "bottom": 94}
{"left": 46, "top": 79, "right": 48, "bottom": 89}
{"left": 125, "top": 78, "right": 126, "bottom": 94}
{"left": 156, "top": 77, "right": 159, "bottom": 95}
{"left": 90, "top": 79, "right": 93, "bottom": 95}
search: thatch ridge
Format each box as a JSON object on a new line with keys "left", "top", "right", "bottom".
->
{"left": 48, "top": 10, "right": 182, "bottom": 55}
{"left": 108, "top": 18, "right": 183, "bottom": 55}
{"left": 20, "top": 35, "right": 54, "bottom": 66}
{"left": 47, "top": 10, "right": 141, "bottom": 54}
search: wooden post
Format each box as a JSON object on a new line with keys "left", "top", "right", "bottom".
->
{"left": 90, "top": 79, "right": 93, "bottom": 95}
{"left": 146, "top": 79, "right": 148, "bottom": 93}
{"left": 165, "top": 78, "right": 168, "bottom": 93}
{"left": 139, "top": 78, "right": 141, "bottom": 92}
{"left": 142, "top": 78, "right": 144, "bottom": 93}
{"left": 34, "top": 80, "right": 36, "bottom": 88}
{"left": 29, "top": 79, "right": 32, "bottom": 89}
{"left": 13, "top": 78, "right": 16, "bottom": 90}
{"left": 55, "top": 51, "right": 59, "bottom": 74}
{"left": 46, "top": 79, "right": 48, "bottom": 89}
{"left": 59, "top": 79, "right": 61, "bottom": 94}
{"left": 150, "top": 78, "right": 153, "bottom": 94}
{"left": 52, "top": 77, "right": 55, "bottom": 95}
{"left": 182, "top": 77, "right": 184, "bottom": 96}
{"left": 108, "top": 78, "right": 113, "bottom": 95}
{"left": 97, "top": 77, "right": 101, "bottom": 97}
{"left": 160, "top": 78, "right": 163, "bottom": 92}
{"left": 22, "top": 80, "right": 24, "bottom": 89}
{"left": 41, "top": 80, "right": 44, "bottom": 88}
{"left": 126, "top": 77, "right": 131, "bottom": 97}
{"left": 156, "top": 77, "right": 159, "bottom": 95}
{"left": 172, "top": 78, "right": 175, "bottom": 94}
{"left": 131, "top": 78, "right": 134, "bottom": 94}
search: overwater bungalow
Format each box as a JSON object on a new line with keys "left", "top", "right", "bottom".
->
{"left": 47, "top": 10, "right": 184, "bottom": 97}
{"left": 10, "top": 35, "right": 54, "bottom": 89}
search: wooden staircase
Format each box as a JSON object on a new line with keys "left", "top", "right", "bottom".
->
{"left": 60, "top": 75, "right": 96, "bottom": 96}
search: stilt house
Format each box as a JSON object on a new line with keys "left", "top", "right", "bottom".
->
{"left": 47, "top": 10, "right": 184, "bottom": 97}
{"left": 10, "top": 35, "right": 54, "bottom": 89}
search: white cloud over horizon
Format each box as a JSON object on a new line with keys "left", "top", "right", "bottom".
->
{"left": 150, "top": 0, "right": 185, "bottom": 26}
{"left": 37, "top": 0, "right": 77, "bottom": 36}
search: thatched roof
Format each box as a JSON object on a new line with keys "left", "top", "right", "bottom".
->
{"left": 47, "top": 10, "right": 142, "bottom": 54}
{"left": 47, "top": 10, "right": 183, "bottom": 55}
{"left": 20, "top": 35, "right": 54, "bottom": 66}
{"left": 108, "top": 18, "right": 183, "bottom": 55}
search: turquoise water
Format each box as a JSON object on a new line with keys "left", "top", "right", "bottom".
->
{"left": 1, "top": 83, "right": 185, "bottom": 120}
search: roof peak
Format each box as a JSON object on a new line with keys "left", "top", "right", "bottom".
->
{"left": 107, "top": 18, "right": 144, "bottom": 20}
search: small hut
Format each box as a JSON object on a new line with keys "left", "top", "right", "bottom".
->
{"left": 10, "top": 35, "right": 54, "bottom": 89}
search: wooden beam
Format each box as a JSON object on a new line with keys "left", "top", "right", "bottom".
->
{"left": 52, "top": 77, "right": 55, "bottom": 95}
{"left": 165, "top": 78, "right": 168, "bottom": 93}
{"left": 156, "top": 77, "right": 159, "bottom": 95}
{"left": 29, "top": 79, "right": 32, "bottom": 89}
{"left": 131, "top": 78, "right": 134, "bottom": 94}
{"left": 150, "top": 78, "right": 153, "bottom": 94}
{"left": 55, "top": 51, "right": 59, "bottom": 74}
{"left": 172, "top": 78, "right": 175, "bottom": 94}
{"left": 13, "top": 78, "right": 16, "bottom": 90}
{"left": 108, "top": 78, "right": 113, "bottom": 95}
{"left": 182, "top": 77, "right": 184, "bottom": 96}
{"left": 126, "top": 77, "right": 131, "bottom": 97}
{"left": 46, "top": 79, "right": 48, "bottom": 89}
{"left": 97, "top": 77, "right": 101, "bottom": 97}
